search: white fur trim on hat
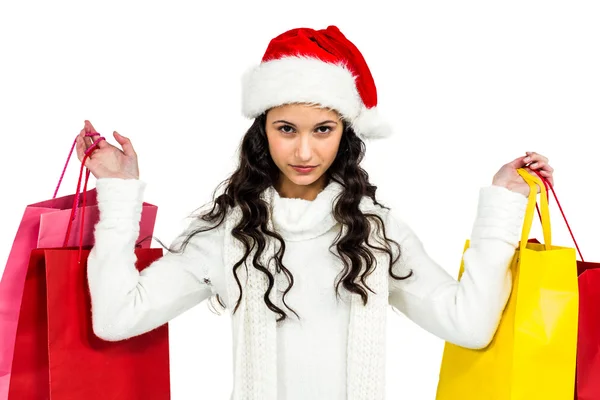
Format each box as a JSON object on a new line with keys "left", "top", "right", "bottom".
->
{"left": 352, "top": 106, "right": 393, "bottom": 139}
{"left": 241, "top": 56, "right": 392, "bottom": 140}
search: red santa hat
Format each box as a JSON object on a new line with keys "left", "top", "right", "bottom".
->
{"left": 241, "top": 25, "right": 392, "bottom": 140}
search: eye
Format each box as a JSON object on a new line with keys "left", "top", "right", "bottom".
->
{"left": 316, "top": 126, "right": 333, "bottom": 134}
{"left": 278, "top": 125, "right": 295, "bottom": 134}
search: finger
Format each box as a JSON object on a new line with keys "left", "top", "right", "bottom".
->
{"left": 113, "top": 131, "right": 136, "bottom": 157}
{"left": 78, "top": 128, "right": 94, "bottom": 155}
{"left": 84, "top": 120, "right": 98, "bottom": 134}
{"left": 529, "top": 161, "right": 546, "bottom": 170}
{"left": 521, "top": 167, "right": 542, "bottom": 192}
{"left": 538, "top": 163, "right": 554, "bottom": 174}
{"left": 529, "top": 161, "right": 554, "bottom": 175}
{"left": 84, "top": 120, "right": 105, "bottom": 148}
{"left": 79, "top": 136, "right": 93, "bottom": 159}
{"left": 86, "top": 146, "right": 98, "bottom": 158}
{"left": 538, "top": 169, "right": 555, "bottom": 186}
{"left": 525, "top": 152, "right": 548, "bottom": 164}
{"left": 75, "top": 135, "right": 85, "bottom": 162}
{"left": 527, "top": 167, "right": 555, "bottom": 192}
{"left": 76, "top": 136, "right": 93, "bottom": 168}
{"left": 83, "top": 132, "right": 94, "bottom": 149}
{"left": 508, "top": 155, "right": 528, "bottom": 167}
{"left": 88, "top": 134, "right": 108, "bottom": 149}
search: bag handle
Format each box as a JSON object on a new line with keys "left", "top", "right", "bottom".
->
{"left": 531, "top": 169, "right": 585, "bottom": 262}
{"left": 62, "top": 134, "right": 105, "bottom": 262}
{"left": 517, "top": 168, "right": 551, "bottom": 253}
{"left": 53, "top": 133, "right": 93, "bottom": 199}
{"left": 53, "top": 132, "right": 101, "bottom": 230}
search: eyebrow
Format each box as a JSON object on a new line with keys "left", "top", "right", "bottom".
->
{"left": 272, "top": 119, "right": 338, "bottom": 127}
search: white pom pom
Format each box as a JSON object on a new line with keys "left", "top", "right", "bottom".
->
{"left": 351, "top": 106, "right": 393, "bottom": 140}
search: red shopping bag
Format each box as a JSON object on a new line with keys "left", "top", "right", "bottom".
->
{"left": 0, "top": 134, "right": 158, "bottom": 398}
{"left": 8, "top": 247, "right": 170, "bottom": 399}
{"left": 528, "top": 171, "right": 599, "bottom": 400}
{"left": 576, "top": 261, "right": 600, "bottom": 400}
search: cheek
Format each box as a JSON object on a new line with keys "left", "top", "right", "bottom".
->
{"left": 267, "top": 137, "right": 288, "bottom": 162}
{"left": 319, "top": 139, "right": 342, "bottom": 163}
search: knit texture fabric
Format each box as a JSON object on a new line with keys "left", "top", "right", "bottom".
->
{"left": 224, "top": 181, "right": 390, "bottom": 400}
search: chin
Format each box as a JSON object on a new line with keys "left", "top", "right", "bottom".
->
{"left": 289, "top": 175, "right": 320, "bottom": 186}
{"left": 285, "top": 170, "right": 324, "bottom": 187}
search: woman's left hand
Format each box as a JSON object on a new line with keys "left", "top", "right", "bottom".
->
{"left": 492, "top": 151, "right": 554, "bottom": 197}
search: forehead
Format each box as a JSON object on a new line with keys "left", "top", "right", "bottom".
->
{"left": 266, "top": 103, "right": 342, "bottom": 121}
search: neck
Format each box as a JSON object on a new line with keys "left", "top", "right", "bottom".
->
{"left": 275, "top": 174, "right": 328, "bottom": 201}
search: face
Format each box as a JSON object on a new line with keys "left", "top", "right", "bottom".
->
{"left": 265, "top": 103, "right": 344, "bottom": 199}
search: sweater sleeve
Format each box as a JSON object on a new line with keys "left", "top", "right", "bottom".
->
{"left": 387, "top": 185, "right": 528, "bottom": 349}
{"left": 87, "top": 178, "right": 224, "bottom": 342}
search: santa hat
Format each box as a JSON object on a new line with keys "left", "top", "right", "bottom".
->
{"left": 241, "top": 25, "right": 392, "bottom": 140}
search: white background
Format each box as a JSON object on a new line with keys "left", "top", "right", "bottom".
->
{"left": 1, "top": 1, "right": 599, "bottom": 398}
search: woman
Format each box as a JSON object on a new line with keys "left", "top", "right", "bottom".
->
{"left": 77, "top": 26, "right": 554, "bottom": 400}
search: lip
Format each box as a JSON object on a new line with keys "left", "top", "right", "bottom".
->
{"left": 291, "top": 165, "right": 317, "bottom": 174}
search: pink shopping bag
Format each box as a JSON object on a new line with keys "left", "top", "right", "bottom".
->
{"left": 0, "top": 132, "right": 158, "bottom": 399}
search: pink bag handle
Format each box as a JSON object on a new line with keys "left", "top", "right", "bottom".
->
{"left": 53, "top": 132, "right": 101, "bottom": 200}
{"left": 61, "top": 133, "right": 105, "bottom": 261}
{"left": 531, "top": 169, "right": 584, "bottom": 262}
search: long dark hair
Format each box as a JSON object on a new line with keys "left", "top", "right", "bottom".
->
{"left": 159, "top": 112, "right": 412, "bottom": 323}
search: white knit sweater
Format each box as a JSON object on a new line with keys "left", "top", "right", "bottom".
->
{"left": 87, "top": 178, "right": 527, "bottom": 399}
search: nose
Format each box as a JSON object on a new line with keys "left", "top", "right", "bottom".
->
{"left": 295, "top": 134, "right": 313, "bottom": 162}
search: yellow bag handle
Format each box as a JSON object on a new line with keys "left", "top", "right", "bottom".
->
{"left": 517, "top": 168, "right": 551, "bottom": 251}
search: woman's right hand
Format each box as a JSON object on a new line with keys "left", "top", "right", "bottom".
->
{"left": 76, "top": 120, "right": 140, "bottom": 180}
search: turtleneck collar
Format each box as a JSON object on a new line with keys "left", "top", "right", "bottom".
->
{"left": 264, "top": 180, "right": 377, "bottom": 242}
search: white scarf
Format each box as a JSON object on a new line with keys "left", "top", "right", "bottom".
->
{"left": 223, "top": 181, "right": 390, "bottom": 400}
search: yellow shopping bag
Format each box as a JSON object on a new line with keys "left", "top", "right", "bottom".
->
{"left": 436, "top": 169, "right": 579, "bottom": 400}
